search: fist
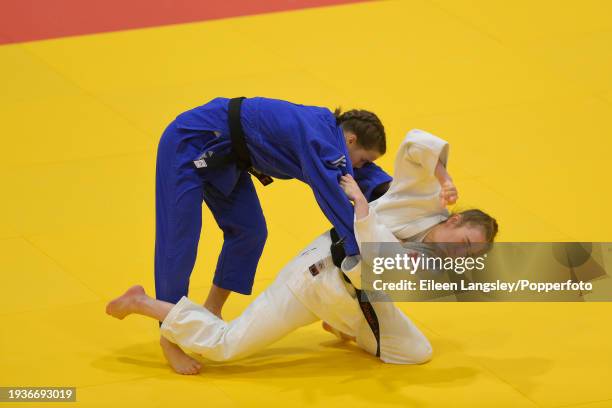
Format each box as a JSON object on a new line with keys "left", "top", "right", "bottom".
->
{"left": 440, "top": 180, "right": 458, "bottom": 206}
{"left": 340, "top": 174, "right": 364, "bottom": 202}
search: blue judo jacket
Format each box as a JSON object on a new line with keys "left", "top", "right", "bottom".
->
{"left": 173, "top": 96, "right": 371, "bottom": 255}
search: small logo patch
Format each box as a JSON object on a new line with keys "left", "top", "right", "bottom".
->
{"left": 193, "top": 151, "right": 214, "bottom": 168}
{"left": 309, "top": 264, "right": 320, "bottom": 276}
{"left": 193, "top": 159, "right": 207, "bottom": 168}
{"left": 328, "top": 155, "right": 347, "bottom": 168}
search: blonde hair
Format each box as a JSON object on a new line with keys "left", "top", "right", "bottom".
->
{"left": 453, "top": 209, "right": 499, "bottom": 242}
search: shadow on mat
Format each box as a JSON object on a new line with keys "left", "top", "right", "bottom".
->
{"left": 92, "top": 339, "right": 507, "bottom": 407}
{"left": 92, "top": 337, "right": 547, "bottom": 390}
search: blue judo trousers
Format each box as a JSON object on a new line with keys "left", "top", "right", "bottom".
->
{"left": 154, "top": 97, "right": 391, "bottom": 304}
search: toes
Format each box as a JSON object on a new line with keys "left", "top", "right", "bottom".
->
{"left": 179, "top": 365, "right": 199, "bottom": 375}
{"left": 171, "top": 360, "right": 201, "bottom": 375}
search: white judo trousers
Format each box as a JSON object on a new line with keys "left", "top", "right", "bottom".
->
{"left": 160, "top": 231, "right": 432, "bottom": 365}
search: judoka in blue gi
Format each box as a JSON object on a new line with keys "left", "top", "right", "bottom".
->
{"left": 154, "top": 96, "right": 389, "bottom": 373}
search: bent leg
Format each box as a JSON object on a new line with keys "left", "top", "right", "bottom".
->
{"left": 161, "top": 277, "right": 318, "bottom": 362}
{"left": 355, "top": 300, "right": 433, "bottom": 364}
{"left": 203, "top": 171, "right": 267, "bottom": 296}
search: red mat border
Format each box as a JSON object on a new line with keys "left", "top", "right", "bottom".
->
{"left": 0, "top": 0, "right": 367, "bottom": 45}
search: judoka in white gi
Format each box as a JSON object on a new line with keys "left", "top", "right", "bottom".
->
{"left": 106, "top": 129, "right": 498, "bottom": 370}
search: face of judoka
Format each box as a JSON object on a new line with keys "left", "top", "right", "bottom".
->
{"left": 344, "top": 132, "right": 381, "bottom": 168}
{"left": 425, "top": 215, "right": 488, "bottom": 257}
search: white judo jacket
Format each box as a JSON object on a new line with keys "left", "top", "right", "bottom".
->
{"left": 285, "top": 129, "right": 450, "bottom": 362}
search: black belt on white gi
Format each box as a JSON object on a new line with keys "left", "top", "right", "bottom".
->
{"left": 329, "top": 228, "right": 381, "bottom": 358}
{"left": 192, "top": 97, "right": 273, "bottom": 186}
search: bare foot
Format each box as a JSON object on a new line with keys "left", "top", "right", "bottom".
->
{"left": 322, "top": 321, "right": 356, "bottom": 342}
{"left": 160, "top": 336, "right": 202, "bottom": 375}
{"left": 106, "top": 285, "right": 146, "bottom": 319}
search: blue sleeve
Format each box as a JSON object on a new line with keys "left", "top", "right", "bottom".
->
{"left": 300, "top": 138, "right": 360, "bottom": 256}
{"left": 353, "top": 162, "right": 393, "bottom": 202}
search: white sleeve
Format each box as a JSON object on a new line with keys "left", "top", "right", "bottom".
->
{"left": 402, "top": 129, "right": 449, "bottom": 177}
{"left": 354, "top": 208, "right": 399, "bottom": 246}
{"left": 341, "top": 208, "right": 399, "bottom": 289}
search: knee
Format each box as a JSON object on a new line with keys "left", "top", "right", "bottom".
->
{"left": 385, "top": 337, "right": 433, "bottom": 365}
{"left": 404, "top": 338, "right": 433, "bottom": 364}
{"left": 410, "top": 340, "right": 433, "bottom": 364}
{"left": 238, "top": 217, "right": 267, "bottom": 249}
{"left": 252, "top": 220, "right": 268, "bottom": 246}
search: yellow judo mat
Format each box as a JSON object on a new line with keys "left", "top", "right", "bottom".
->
{"left": 2, "top": 1, "right": 612, "bottom": 407}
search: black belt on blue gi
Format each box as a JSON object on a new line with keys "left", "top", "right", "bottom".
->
{"left": 329, "top": 228, "right": 381, "bottom": 358}
{"left": 191, "top": 97, "right": 273, "bottom": 186}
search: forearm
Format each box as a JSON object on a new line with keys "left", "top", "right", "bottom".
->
{"left": 434, "top": 159, "right": 452, "bottom": 184}
{"left": 353, "top": 195, "right": 370, "bottom": 220}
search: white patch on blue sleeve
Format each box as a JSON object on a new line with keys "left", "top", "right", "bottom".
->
{"left": 328, "top": 155, "right": 347, "bottom": 168}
